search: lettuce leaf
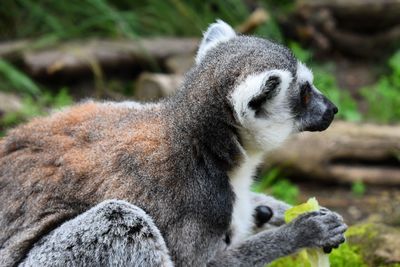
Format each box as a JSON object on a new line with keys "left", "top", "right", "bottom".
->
{"left": 284, "top": 197, "right": 330, "bottom": 267}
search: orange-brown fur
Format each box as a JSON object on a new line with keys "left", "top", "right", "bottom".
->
{"left": 0, "top": 101, "right": 173, "bottom": 265}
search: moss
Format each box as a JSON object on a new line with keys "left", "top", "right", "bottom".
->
{"left": 346, "top": 223, "right": 377, "bottom": 239}
{"left": 269, "top": 243, "right": 367, "bottom": 267}
{"left": 329, "top": 243, "right": 367, "bottom": 267}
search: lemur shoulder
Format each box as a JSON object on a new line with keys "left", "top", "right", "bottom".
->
{"left": 0, "top": 21, "right": 346, "bottom": 267}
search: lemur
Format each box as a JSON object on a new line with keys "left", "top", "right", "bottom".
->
{"left": 0, "top": 21, "right": 346, "bottom": 267}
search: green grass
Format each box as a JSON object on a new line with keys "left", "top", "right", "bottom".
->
{"left": 269, "top": 244, "right": 368, "bottom": 267}
{"left": 351, "top": 181, "right": 366, "bottom": 197}
{"left": 0, "top": 0, "right": 287, "bottom": 42}
{"left": 252, "top": 168, "right": 299, "bottom": 205}
{"left": 0, "top": 0, "right": 244, "bottom": 40}
{"left": 361, "top": 50, "right": 400, "bottom": 123}
{"left": 1, "top": 88, "right": 73, "bottom": 131}
{"left": 0, "top": 59, "right": 41, "bottom": 95}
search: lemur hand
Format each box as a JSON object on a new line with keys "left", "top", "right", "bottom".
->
{"left": 287, "top": 208, "right": 347, "bottom": 251}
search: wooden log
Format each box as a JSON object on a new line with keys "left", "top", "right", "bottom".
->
{"left": 22, "top": 38, "right": 199, "bottom": 77}
{"left": 282, "top": 0, "right": 400, "bottom": 57}
{"left": 134, "top": 73, "right": 183, "bottom": 102}
{"left": 264, "top": 121, "right": 400, "bottom": 185}
{"left": 236, "top": 8, "right": 270, "bottom": 34}
{"left": 0, "top": 40, "right": 31, "bottom": 61}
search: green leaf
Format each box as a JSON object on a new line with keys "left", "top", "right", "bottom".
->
{"left": 0, "top": 59, "right": 41, "bottom": 95}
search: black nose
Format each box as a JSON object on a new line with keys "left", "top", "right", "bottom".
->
{"left": 254, "top": 205, "right": 273, "bottom": 227}
{"left": 332, "top": 105, "right": 338, "bottom": 114}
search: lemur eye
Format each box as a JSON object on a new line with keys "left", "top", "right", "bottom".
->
{"left": 300, "top": 83, "right": 311, "bottom": 106}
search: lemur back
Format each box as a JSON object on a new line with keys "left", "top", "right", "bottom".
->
{"left": 0, "top": 21, "right": 346, "bottom": 267}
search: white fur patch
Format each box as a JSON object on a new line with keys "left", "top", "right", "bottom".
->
{"left": 297, "top": 61, "right": 325, "bottom": 97}
{"left": 230, "top": 69, "right": 295, "bottom": 151}
{"left": 229, "top": 151, "right": 264, "bottom": 245}
{"left": 230, "top": 70, "right": 292, "bottom": 122}
{"left": 296, "top": 61, "right": 313, "bottom": 84}
{"left": 195, "top": 20, "right": 236, "bottom": 64}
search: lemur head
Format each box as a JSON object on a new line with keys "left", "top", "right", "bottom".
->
{"left": 194, "top": 20, "right": 338, "bottom": 152}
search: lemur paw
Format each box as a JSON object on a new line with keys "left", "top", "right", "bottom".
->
{"left": 290, "top": 209, "right": 347, "bottom": 250}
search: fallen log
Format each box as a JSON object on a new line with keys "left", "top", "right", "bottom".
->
{"left": 264, "top": 121, "right": 400, "bottom": 185}
{"left": 3, "top": 9, "right": 274, "bottom": 79}
{"left": 236, "top": 8, "right": 270, "bottom": 34}
{"left": 282, "top": 0, "right": 400, "bottom": 57}
{"left": 22, "top": 38, "right": 199, "bottom": 77}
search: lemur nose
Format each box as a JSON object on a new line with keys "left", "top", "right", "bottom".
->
{"left": 332, "top": 105, "right": 338, "bottom": 114}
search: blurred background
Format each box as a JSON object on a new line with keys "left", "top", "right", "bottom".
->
{"left": 0, "top": 0, "right": 399, "bottom": 265}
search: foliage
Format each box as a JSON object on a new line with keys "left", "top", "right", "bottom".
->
{"left": 269, "top": 243, "right": 367, "bottom": 267}
{"left": 0, "top": 0, "right": 242, "bottom": 40}
{"left": 0, "top": 59, "right": 41, "bottom": 95}
{"left": 361, "top": 50, "right": 400, "bottom": 123}
{"left": 313, "top": 67, "right": 362, "bottom": 122}
{"left": 0, "top": 0, "right": 290, "bottom": 43}
{"left": 1, "top": 88, "right": 73, "bottom": 132}
{"left": 252, "top": 168, "right": 299, "bottom": 205}
{"left": 0, "top": 58, "right": 72, "bottom": 135}
{"left": 351, "top": 181, "right": 366, "bottom": 197}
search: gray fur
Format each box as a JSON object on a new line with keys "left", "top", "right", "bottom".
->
{"left": 0, "top": 21, "right": 345, "bottom": 267}
{"left": 251, "top": 192, "right": 291, "bottom": 230}
{"left": 20, "top": 200, "right": 173, "bottom": 267}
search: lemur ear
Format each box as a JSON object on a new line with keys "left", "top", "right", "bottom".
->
{"left": 195, "top": 20, "right": 236, "bottom": 64}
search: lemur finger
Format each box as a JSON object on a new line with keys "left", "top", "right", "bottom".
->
{"left": 329, "top": 224, "right": 348, "bottom": 233}
{"left": 325, "top": 235, "right": 346, "bottom": 248}
{"left": 320, "top": 213, "right": 345, "bottom": 227}
{"left": 323, "top": 242, "right": 341, "bottom": 254}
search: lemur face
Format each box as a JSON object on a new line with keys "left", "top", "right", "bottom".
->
{"left": 229, "top": 62, "right": 338, "bottom": 151}
{"left": 196, "top": 20, "right": 338, "bottom": 152}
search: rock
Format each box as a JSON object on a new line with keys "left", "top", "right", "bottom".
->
{"left": 165, "top": 54, "right": 195, "bottom": 74}
{"left": 0, "top": 92, "right": 22, "bottom": 115}
{"left": 134, "top": 73, "right": 183, "bottom": 102}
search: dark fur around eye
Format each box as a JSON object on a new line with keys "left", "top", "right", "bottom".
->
{"left": 300, "top": 82, "right": 311, "bottom": 107}
{"left": 248, "top": 75, "right": 281, "bottom": 112}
